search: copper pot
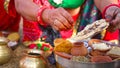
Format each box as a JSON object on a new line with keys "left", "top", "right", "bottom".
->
{"left": 0, "top": 37, "right": 12, "bottom": 65}
{"left": 71, "top": 42, "right": 88, "bottom": 56}
{"left": 20, "top": 49, "right": 47, "bottom": 68}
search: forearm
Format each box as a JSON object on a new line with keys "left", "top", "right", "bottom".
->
{"left": 14, "top": 0, "right": 39, "bottom": 21}
{"left": 94, "top": 0, "right": 118, "bottom": 12}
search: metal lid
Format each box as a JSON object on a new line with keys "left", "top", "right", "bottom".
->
{"left": 0, "top": 37, "right": 8, "bottom": 44}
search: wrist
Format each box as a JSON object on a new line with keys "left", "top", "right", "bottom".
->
{"left": 102, "top": 4, "right": 120, "bottom": 18}
{"left": 41, "top": 9, "right": 52, "bottom": 25}
{"left": 37, "top": 6, "right": 49, "bottom": 26}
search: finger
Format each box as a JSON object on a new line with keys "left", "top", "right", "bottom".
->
{"left": 52, "top": 25, "right": 59, "bottom": 31}
{"left": 56, "top": 14, "right": 72, "bottom": 29}
{"left": 112, "top": 13, "right": 120, "bottom": 25}
{"left": 105, "top": 9, "right": 114, "bottom": 22}
{"left": 105, "top": 7, "right": 118, "bottom": 23}
{"left": 106, "top": 24, "right": 117, "bottom": 32}
{"left": 58, "top": 7, "right": 74, "bottom": 25}
{"left": 53, "top": 19, "right": 68, "bottom": 30}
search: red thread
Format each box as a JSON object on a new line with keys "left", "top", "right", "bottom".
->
{"left": 102, "top": 4, "right": 120, "bottom": 18}
{"left": 37, "top": 6, "right": 48, "bottom": 26}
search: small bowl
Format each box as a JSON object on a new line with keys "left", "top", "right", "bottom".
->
{"left": 88, "top": 39, "right": 102, "bottom": 46}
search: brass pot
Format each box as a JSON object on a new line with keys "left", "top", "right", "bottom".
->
{"left": 20, "top": 49, "right": 47, "bottom": 68}
{"left": 0, "top": 37, "right": 12, "bottom": 65}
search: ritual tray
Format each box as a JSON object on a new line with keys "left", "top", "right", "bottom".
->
{"left": 55, "top": 54, "right": 120, "bottom": 68}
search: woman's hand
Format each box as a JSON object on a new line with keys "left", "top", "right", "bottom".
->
{"left": 105, "top": 6, "right": 120, "bottom": 32}
{"left": 42, "top": 7, "right": 74, "bottom": 31}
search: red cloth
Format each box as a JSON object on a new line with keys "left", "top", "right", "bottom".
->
{"left": 103, "top": 30, "right": 119, "bottom": 41}
{"left": 23, "top": 19, "right": 42, "bottom": 41}
{"left": 0, "top": 0, "right": 20, "bottom": 32}
{"left": 23, "top": 0, "right": 50, "bottom": 41}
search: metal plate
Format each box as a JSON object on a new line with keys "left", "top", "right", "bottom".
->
{"left": 55, "top": 55, "right": 120, "bottom": 68}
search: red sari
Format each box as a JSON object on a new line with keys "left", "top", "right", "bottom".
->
{"left": 0, "top": 0, "right": 20, "bottom": 32}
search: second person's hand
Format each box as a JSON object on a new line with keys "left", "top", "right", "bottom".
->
{"left": 42, "top": 7, "right": 74, "bottom": 31}
{"left": 105, "top": 5, "right": 120, "bottom": 32}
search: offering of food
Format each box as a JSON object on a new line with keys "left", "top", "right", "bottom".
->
{"left": 107, "top": 46, "right": 120, "bottom": 59}
{"left": 53, "top": 20, "right": 120, "bottom": 68}
{"left": 55, "top": 51, "right": 72, "bottom": 59}
{"left": 90, "top": 50, "right": 106, "bottom": 56}
{"left": 69, "top": 19, "right": 109, "bottom": 42}
{"left": 54, "top": 38, "right": 73, "bottom": 54}
{"left": 71, "top": 56, "right": 90, "bottom": 63}
{"left": 91, "top": 43, "right": 111, "bottom": 51}
{"left": 0, "top": 32, "right": 20, "bottom": 50}
{"left": 88, "top": 39, "right": 102, "bottom": 46}
{"left": 88, "top": 39, "right": 111, "bottom": 51}
{"left": 7, "top": 32, "right": 20, "bottom": 41}
{"left": 5, "top": 32, "right": 20, "bottom": 50}
{"left": 90, "top": 56, "right": 112, "bottom": 63}
{"left": 71, "top": 42, "right": 88, "bottom": 56}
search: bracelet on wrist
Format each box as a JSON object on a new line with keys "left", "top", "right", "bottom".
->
{"left": 102, "top": 4, "right": 120, "bottom": 18}
{"left": 37, "top": 6, "right": 49, "bottom": 26}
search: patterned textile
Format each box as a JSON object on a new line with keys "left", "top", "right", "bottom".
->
{"left": 78, "top": 0, "right": 101, "bottom": 31}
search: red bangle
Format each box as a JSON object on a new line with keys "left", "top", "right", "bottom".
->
{"left": 102, "top": 4, "right": 120, "bottom": 18}
{"left": 37, "top": 6, "right": 49, "bottom": 26}
{"left": 118, "top": 0, "right": 120, "bottom": 5}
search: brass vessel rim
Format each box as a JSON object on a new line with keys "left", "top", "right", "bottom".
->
{"left": 27, "top": 53, "right": 42, "bottom": 58}
{"left": 0, "top": 37, "right": 8, "bottom": 44}
{"left": 24, "top": 49, "right": 44, "bottom": 56}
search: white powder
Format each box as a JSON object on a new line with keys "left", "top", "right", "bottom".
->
{"left": 92, "top": 43, "right": 111, "bottom": 50}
